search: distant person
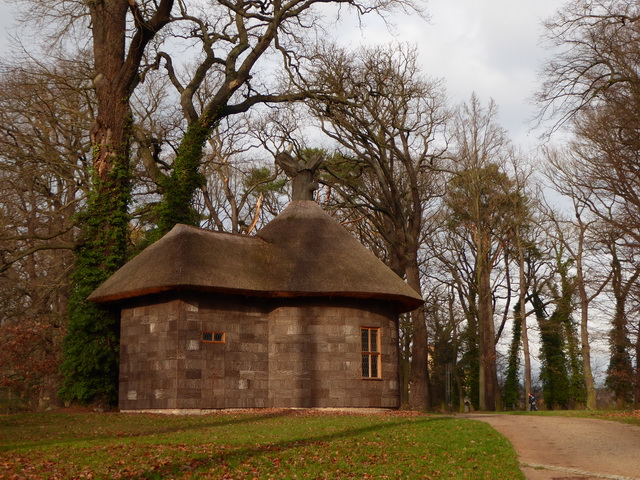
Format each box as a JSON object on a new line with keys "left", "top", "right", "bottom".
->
{"left": 528, "top": 393, "right": 538, "bottom": 411}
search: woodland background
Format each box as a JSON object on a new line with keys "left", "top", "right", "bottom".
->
{"left": 1, "top": 0, "right": 639, "bottom": 413}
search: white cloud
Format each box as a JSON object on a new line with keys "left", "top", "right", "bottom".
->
{"left": 334, "top": 0, "right": 566, "bottom": 149}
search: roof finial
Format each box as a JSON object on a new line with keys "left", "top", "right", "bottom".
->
{"left": 275, "top": 149, "right": 323, "bottom": 201}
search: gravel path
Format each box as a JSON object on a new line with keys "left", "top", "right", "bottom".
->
{"left": 466, "top": 414, "right": 640, "bottom": 480}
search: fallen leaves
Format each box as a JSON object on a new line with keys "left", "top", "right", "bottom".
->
{"left": 0, "top": 411, "right": 523, "bottom": 479}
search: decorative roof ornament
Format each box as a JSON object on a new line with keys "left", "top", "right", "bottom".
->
{"left": 87, "top": 147, "right": 423, "bottom": 312}
{"left": 275, "top": 149, "right": 323, "bottom": 201}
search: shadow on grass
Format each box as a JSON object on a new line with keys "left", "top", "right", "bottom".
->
{"left": 127, "top": 415, "right": 455, "bottom": 479}
{"left": 0, "top": 410, "right": 295, "bottom": 452}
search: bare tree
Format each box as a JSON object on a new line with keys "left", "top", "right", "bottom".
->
{"left": 305, "top": 43, "right": 447, "bottom": 409}
{"left": 542, "top": 77, "right": 640, "bottom": 408}
{"left": 538, "top": 0, "right": 640, "bottom": 130}
{"left": 541, "top": 163, "right": 612, "bottom": 410}
{"left": 149, "top": 0, "right": 420, "bottom": 237}
{"left": 0, "top": 56, "right": 93, "bottom": 407}
{"left": 197, "top": 119, "right": 288, "bottom": 234}
{"left": 443, "top": 95, "right": 529, "bottom": 411}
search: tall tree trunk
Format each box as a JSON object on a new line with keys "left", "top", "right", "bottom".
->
{"left": 579, "top": 299, "right": 597, "bottom": 410}
{"left": 519, "top": 274, "right": 532, "bottom": 410}
{"left": 60, "top": 88, "right": 133, "bottom": 405}
{"left": 516, "top": 236, "right": 532, "bottom": 410}
{"left": 406, "top": 261, "right": 430, "bottom": 410}
{"left": 571, "top": 217, "right": 597, "bottom": 410}
{"left": 60, "top": 0, "right": 133, "bottom": 404}
{"left": 477, "top": 238, "right": 497, "bottom": 411}
{"left": 60, "top": 0, "right": 174, "bottom": 405}
{"left": 576, "top": 263, "right": 597, "bottom": 410}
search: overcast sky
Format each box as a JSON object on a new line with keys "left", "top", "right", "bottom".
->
{"left": 0, "top": 2, "right": 13, "bottom": 53}
{"left": 336, "top": 0, "right": 566, "bottom": 151}
{"left": 0, "top": 0, "right": 565, "bottom": 150}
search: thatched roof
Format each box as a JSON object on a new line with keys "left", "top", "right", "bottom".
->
{"left": 88, "top": 201, "right": 423, "bottom": 312}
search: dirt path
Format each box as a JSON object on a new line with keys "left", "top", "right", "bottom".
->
{"left": 465, "top": 414, "right": 640, "bottom": 480}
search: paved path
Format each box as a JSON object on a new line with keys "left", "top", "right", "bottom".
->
{"left": 465, "top": 414, "right": 640, "bottom": 480}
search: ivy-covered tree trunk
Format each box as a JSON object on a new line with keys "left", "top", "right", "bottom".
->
{"left": 60, "top": 93, "right": 133, "bottom": 406}
{"left": 533, "top": 291, "right": 570, "bottom": 410}
{"left": 155, "top": 121, "right": 209, "bottom": 237}
{"left": 60, "top": 85, "right": 133, "bottom": 405}
{"left": 554, "top": 256, "right": 585, "bottom": 408}
{"left": 503, "top": 302, "right": 522, "bottom": 410}
{"left": 59, "top": 0, "right": 174, "bottom": 405}
{"left": 459, "top": 313, "right": 480, "bottom": 410}
{"left": 605, "top": 253, "right": 635, "bottom": 407}
{"left": 606, "top": 323, "right": 634, "bottom": 408}
{"left": 60, "top": 147, "right": 131, "bottom": 405}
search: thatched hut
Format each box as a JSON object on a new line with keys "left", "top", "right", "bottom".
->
{"left": 89, "top": 200, "right": 423, "bottom": 412}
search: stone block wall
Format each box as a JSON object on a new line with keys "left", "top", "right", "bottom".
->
{"left": 119, "top": 293, "right": 400, "bottom": 410}
{"left": 196, "top": 295, "right": 269, "bottom": 409}
{"left": 267, "top": 299, "right": 399, "bottom": 408}
{"left": 119, "top": 297, "right": 181, "bottom": 410}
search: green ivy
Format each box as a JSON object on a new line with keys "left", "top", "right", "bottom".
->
{"left": 503, "top": 302, "right": 522, "bottom": 410}
{"left": 458, "top": 315, "right": 480, "bottom": 410}
{"left": 531, "top": 291, "right": 571, "bottom": 410}
{"left": 153, "top": 120, "right": 209, "bottom": 241}
{"left": 59, "top": 149, "right": 131, "bottom": 407}
{"left": 605, "top": 256, "right": 634, "bottom": 406}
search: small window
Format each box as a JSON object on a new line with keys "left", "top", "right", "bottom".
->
{"left": 361, "top": 327, "right": 381, "bottom": 379}
{"left": 202, "top": 331, "right": 225, "bottom": 343}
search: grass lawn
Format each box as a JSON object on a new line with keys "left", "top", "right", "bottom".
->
{"left": 509, "top": 409, "right": 640, "bottom": 427}
{"left": 0, "top": 409, "right": 523, "bottom": 479}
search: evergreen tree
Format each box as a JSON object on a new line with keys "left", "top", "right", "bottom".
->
{"left": 552, "top": 255, "right": 586, "bottom": 408}
{"left": 503, "top": 302, "right": 522, "bottom": 410}
{"left": 531, "top": 291, "right": 570, "bottom": 409}
{"left": 605, "top": 250, "right": 635, "bottom": 407}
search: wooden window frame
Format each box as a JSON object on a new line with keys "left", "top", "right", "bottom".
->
{"left": 202, "top": 331, "right": 226, "bottom": 344}
{"left": 361, "top": 327, "right": 382, "bottom": 379}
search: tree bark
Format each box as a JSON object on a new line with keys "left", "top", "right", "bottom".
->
{"left": 575, "top": 253, "right": 597, "bottom": 410}
{"left": 406, "top": 261, "right": 430, "bottom": 410}
{"left": 61, "top": 0, "right": 174, "bottom": 405}
{"left": 517, "top": 235, "right": 533, "bottom": 410}
{"left": 477, "top": 247, "right": 497, "bottom": 411}
{"left": 636, "top": 322, "right": 640, "bottom": 409}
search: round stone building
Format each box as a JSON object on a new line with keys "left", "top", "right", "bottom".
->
{"left": 89, "top": 200, "right": 423, "bottom": 412}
